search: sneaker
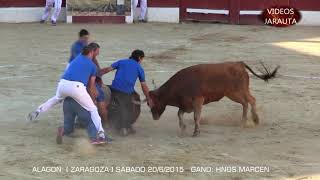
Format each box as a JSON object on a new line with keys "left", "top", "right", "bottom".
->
{"left": 104, "top": 135, "right": 113, "bottom": 143}
{"left": 138, "top": 19, "right": 147, "bottom": 23}
{"left": 90, "top": 133, "right": 113, "bottom": 145}
{"left": 90, "top": 138, "right": 106, "bottom": 145}
{"left": 27, "top": 111, "right": 39, "bottom": 122}
{"left": 51, "top": 21, "right": 57, "bottom": 26}
{"left": 56, "top": 126, "right": 64, "bottom": 144}
{"left": 97, "top": 131, "right": 105, "bottom": 139}
{"left": 40, "top": 20, "right": 45, "bottom": 24}
{"left": 133, "top": 19, "right": 139, "bottom": 24}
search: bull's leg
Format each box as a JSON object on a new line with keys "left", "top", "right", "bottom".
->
{"left": 227, "top": 93, "right": 253, "bottom": 128}
{"left": 247, "top": 93, "right": 259, "bottom": 125}
{"left": 178, "top": 109, "right": 186, "bottom": 136}
{"left": 192, "top": 97, "right": 204, "bottom": 137}
{"left": 241, "top": 102, "right": 251, "bottom": 127}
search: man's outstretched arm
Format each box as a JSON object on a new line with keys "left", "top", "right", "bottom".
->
{"left": 99, "top": 67, "right": 114, "bottom": 76}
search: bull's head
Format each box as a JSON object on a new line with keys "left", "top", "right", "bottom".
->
{"left": 132, "top": 80, "right": 166, "bottom": 120}
{"left": 149, "top": 90, "right": 166, "bottom": 120}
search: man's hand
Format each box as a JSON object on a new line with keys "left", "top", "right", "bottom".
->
{"left": 141, "top": 82, "right": 153, "bottom": 107}
{"left": 147, "top": 98, "right": 154, "bottom": 108}
{"left": 88, "top": 76, "right": 98, "bottom": 101}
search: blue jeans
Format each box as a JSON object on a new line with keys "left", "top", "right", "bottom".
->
{"left": 63, "top": 97, "right": 97, "bottom": 140}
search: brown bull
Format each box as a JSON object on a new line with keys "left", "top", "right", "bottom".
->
{"left": 146, "top": 62, "right": 279, "bottom": 137}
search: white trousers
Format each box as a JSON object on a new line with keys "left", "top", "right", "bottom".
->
{"left": 41, "top": 0, "right": 62, "bottom": 22}
{"left": 37, "top": 79, "right": 104, "bottom": 133}
{"left": 133, "top": 0, "right": 147, "bottom": 20}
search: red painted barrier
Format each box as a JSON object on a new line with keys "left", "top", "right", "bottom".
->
{"left": 0, "top": 0, "right": 66, "bottom": 7}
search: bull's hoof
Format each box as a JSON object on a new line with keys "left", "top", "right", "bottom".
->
{"left": 180, "top": 124, "right": 186, "bottom": 131}
{"left": 241, "top": 120, "right": 255, "bottom": 128}
{"left": 192, "top": 130, "right": 200, "bottom": 137}
{"left": 128, "top": 126, "right": 136, "bottom": 135}
{"left": 119, "top": 128, "right": 128, "bottom": 137}
{"left": 179, "top": 129, "right": 187, "bottom": 138}
{"left": 252, "top": 114, "right": 260, "bottom": 125}
{"left": 178, "top": 124, "right": 187, "bottom": 137}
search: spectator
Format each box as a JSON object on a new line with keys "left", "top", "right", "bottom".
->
{"left": 133, "top": 0, "right": 147, "bottom": 23}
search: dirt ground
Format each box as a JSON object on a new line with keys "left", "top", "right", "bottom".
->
{"left": 0, "top": 23, "right": 320, "bottom": 180}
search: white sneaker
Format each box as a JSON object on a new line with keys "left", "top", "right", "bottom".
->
{"left": 97, "top": 131, "right": 105, "bottom": 139}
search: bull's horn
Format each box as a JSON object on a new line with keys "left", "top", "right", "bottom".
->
{"left": 132, "top": 98, "right": 147, "bottom": 105}
{"left": 152, "top": 79, "right": 157, "bottom": 89}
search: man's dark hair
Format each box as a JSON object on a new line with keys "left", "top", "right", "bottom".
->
{"left": 79, "top": 29, "right": 89, "bottom": 38}
{"left": 130, "top": 50, "right": 145, "bottom": 62}
{"left": 82, "top": 42, "right": 100, "bottom": 55}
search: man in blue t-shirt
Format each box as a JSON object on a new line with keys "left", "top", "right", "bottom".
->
{"left": 100, "top": 50, "right": 153, "bottom": 136}
{"left": 28, "top": 43, "right": 108, "bottom": 144}
{"left": 68, "top": 29, "right": 101, "bottom": 70}
{"left": 69, "top": 29, "right": 90, "bottom": 63}
{"left": 66, "top": 29, "right": 107, "bottom": 125}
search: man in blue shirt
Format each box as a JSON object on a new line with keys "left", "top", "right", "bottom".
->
{"left": 66, "top": 29, "right": 108, "bottom": 125}
{"left": 69, "top": 29, "right": 90, "bottom": 63}
{"left": 68, "top": 29, "right": 100, "bottom": 71}
{"left": 100, "top": 50, "right": 153, "bottom": 136}
{"left": 28, "top": 43, "right": 108, "bottom": 142}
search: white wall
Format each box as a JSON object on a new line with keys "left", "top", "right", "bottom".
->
{"left": 132, "top": 7, "right": 179, "bottom": 23}
{"left": 147, "top": 8, "right": 179, "bottom": 23}
{"left": 0, "top": 7, "right": 66, "bottom": 23}
{"left": 298, "top": 11, "right": 320, "bottom": 26}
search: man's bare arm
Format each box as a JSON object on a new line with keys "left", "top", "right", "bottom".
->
{"left": 141, "top": 82, "right": 153, "bottom": 107}
{"left": 88, "top": 76, "right": 98, "bottom": 102}
{"left": 99, "top": 66, "right": 114, "bottom": 76}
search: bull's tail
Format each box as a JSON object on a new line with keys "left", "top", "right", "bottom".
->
{"left": 243, "top": 62, "right": 280, "bottom": 82}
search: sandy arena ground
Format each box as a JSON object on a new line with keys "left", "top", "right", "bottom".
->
{"left": 0, "top": 23, "right": 320, "bottom": 180}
